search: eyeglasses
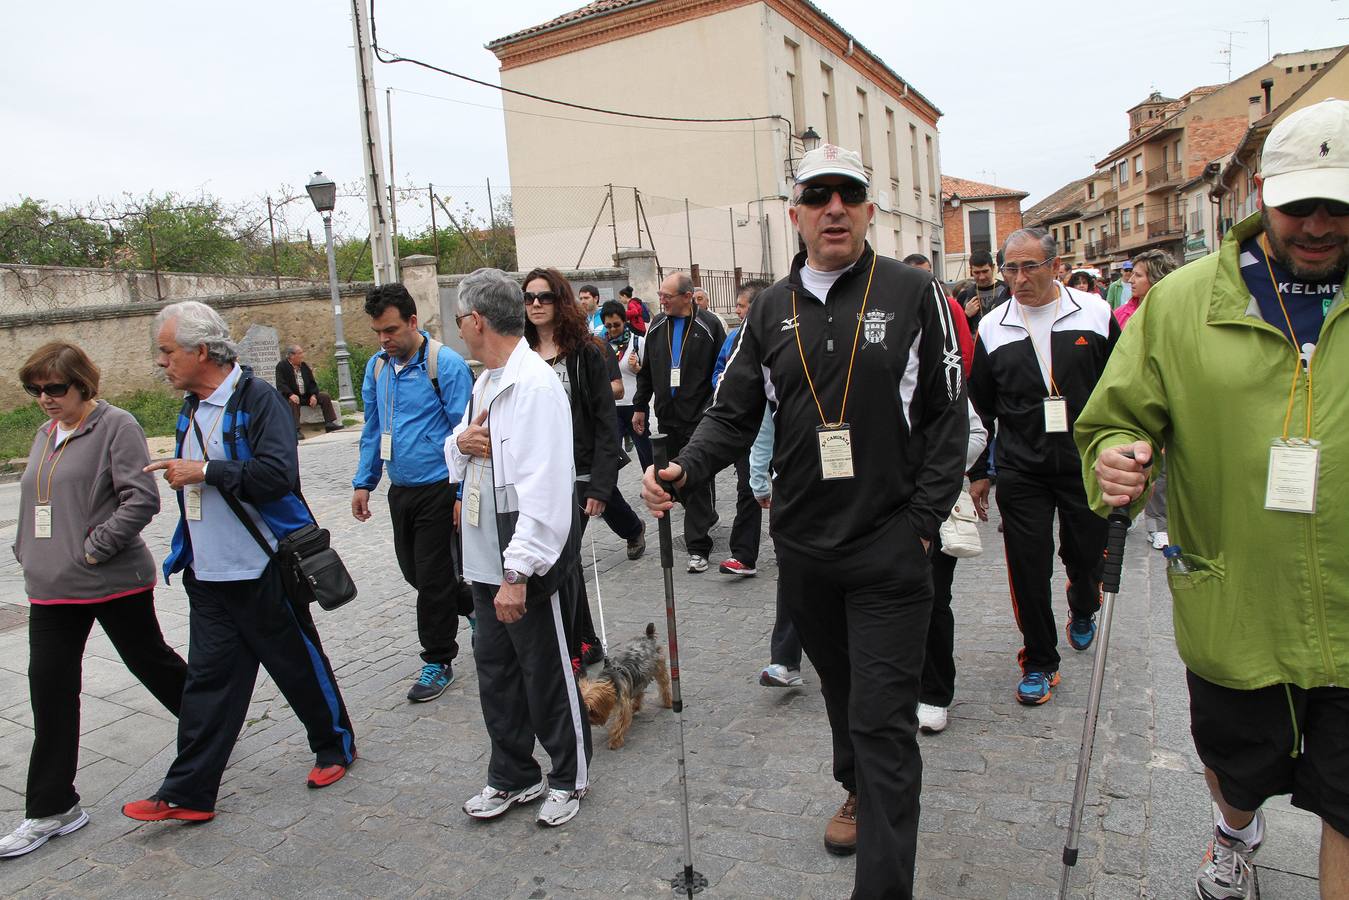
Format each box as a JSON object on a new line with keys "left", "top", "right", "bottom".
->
{"left": 522, "top": 291, "right": 558, "bottom": 305}
{"left": 656, "top": 291, "right": 689, "bottom": 301}
{"left": 999, "top": 259, "right": 1056, "bottom": 277}
{"left": 1275, "top": 198, "right": 1349, "bottom": 218}
{"left": 454, "top": 312, "right": 474, "bottom": 327}
{"left": 796, "top": 182, "right": 869, "bottom": 207}
{"left": 23, "top": 382, "right": 72, "bottom": 398}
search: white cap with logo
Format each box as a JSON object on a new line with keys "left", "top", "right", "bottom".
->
{"left": 1260, "top": 98, "right": 1349, "bottom": 208}
{"left": 795, "top": 143, "right": 870, "bottom": 187}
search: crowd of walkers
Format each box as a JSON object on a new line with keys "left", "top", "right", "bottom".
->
{"left": 4, "top": 100, "right": 1348, "bottom": 900}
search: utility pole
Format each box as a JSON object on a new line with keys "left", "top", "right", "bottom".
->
{"left": 386, "top": 88, "right": 399, "bottom": 281}
{"left": 351, "top": 0, "right": 395, "bottom": 285}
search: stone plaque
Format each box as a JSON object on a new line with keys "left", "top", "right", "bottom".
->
{"left": 237, "top": 323, "right": 281, "bottom": 387}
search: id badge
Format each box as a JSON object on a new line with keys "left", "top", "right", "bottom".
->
{"left": 34, "top": 504, "right": 51, "bottom": 539}
{"left": 380, "top": 431, "right": 393, "bottom": 461}
{"left": 670, "top": 367, "right": 682, "bottom": 388}
{"left": 465, "top": 487, "right": 481, "bottom": 528}
{"left": 816, "top": 424, "right": 855, "bottom": 480}
{"left": 1265, "top": 438, "right": 1319, "bottom": 514}
{"left": 185, "top": 485, "right": 203, "bottom": 521}
{"left": 1043, "top": 397, "right": 1069, "bottom": 434}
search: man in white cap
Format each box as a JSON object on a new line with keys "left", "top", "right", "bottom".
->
{"left": 642, "top": 143, "right": 968, "bottom": 899}
{"left": 1078, "top": 98, "right": 1349, "bottom": 900}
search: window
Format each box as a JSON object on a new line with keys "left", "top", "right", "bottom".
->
{"left": 820, "top": 62, "right": 838, "bottom": 143}
{"left": 1089, "top": 227, "right": 1097, "bottom": 243}
{"left": 968, "top": 209, "right": 992, "bottom": 255}
{"left": 910, "top": 124, "right": 921, "bottom": 192}
{"left": 885, "top": 108, "right": 899, "bottom": 190}
{"left": 1087, "top": 182, "right": 1096, "bottom": 199}
{"left": 784, "top": 39, "right": 805, "bottom": 138}
{"left": 1119, "top": 160, "right": 1129, "bottom": 186}
{"left": 893, "top": 228, "right": 902, "bottom": 256}
{"left": 1135, "top": 203, "right": 1145, "bottom": 226}
{"left": 1076, "top": 222, "right": 1082, "bottom": 239}
{"left": 1134, "top": 154, "right": 1143, "bottom": 177}
{"left": 925, "top": 135, "right": 937, "bottom": 197}
{"left": 1121, "top": 208, "right": 1132, "bottom": 231}
{"left": 856, "top": 88, "right": 871, "bottom": 170}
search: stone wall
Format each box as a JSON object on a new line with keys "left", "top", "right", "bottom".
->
{"left": 0, "top": 264, "right": 320, "bottom": 316}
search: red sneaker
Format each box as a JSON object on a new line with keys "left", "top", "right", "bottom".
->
{"left": 307, "top": 763, "right": 348, "bottom": 789}
{"left": 122, "top": 798, "right": 214, "bottom": 822}
{"left": 718, "top": 558, "right": 757, "bottom": 577}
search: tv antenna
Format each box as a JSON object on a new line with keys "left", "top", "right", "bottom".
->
{"left": 1245, "top": 18, "right": 1271, "bottom": 60}
{"left": 1213, "top": 30, "right": 1247, "bottom": 81}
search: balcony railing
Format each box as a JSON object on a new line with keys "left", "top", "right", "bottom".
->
{"left": 1146, "top": 162, "right": 1183, "bottom": 189}
{"left": 1102, "top": 233, "right": 1119, "bottom": 251}
{"left": 1147, "top": 217, "right": 1184, "bottom": 239}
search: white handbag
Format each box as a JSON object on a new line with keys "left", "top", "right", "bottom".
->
{"left": 939, "top": 489, "right": 983, "bottom": 558}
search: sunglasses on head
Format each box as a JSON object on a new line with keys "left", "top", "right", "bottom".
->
{"left": 24, "top": 382, "right": 73, "bottom": 398}
{"left": 797, "top": 182, "right": 869, "bottom": 207}
{"left": 1275, "top": 198, "right": 1349, "bottom": 218}
{"left": 523, "top": 291, "right": 558, "bottom": 305}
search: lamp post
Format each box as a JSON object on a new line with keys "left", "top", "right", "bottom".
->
{"left": 306, "top": 171, "right": 356, "bottom": 412}
{"left": 801, "top": 125, "right": 822, "bottom": 154}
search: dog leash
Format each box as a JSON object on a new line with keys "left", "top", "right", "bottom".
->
{"left": 589, "top": 530, "right": 610, "bottom": 663}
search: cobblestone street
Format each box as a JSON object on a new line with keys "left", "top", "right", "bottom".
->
{"left": 0, "top": 430, "right": 1322, "bottom": 898}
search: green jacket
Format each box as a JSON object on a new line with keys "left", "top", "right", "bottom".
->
{"left": 1075, "top": 212, "right": 1349, "bottom": 691}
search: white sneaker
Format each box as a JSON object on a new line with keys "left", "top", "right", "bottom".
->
{"left": 917, "top": 703, "right": 949, "bottom": 734}
{"left": 687, "top": 555, "right": 708, "bottom": 574}
{"left": 462, "top": 781, "right": 545, "bottom": 819}
{"left": 536, "top": 787, "right": 585, "bottom": 827}
{"left": 1196, "top": 810, "right": 1263, "bottom": 899}
{"left": 1152, "top": 531, "right": 1169, "bottom": 550}
{"left": 759, "top": 664, "right": 804, "bottom": 687}
{"left": 0, "top": 805, "right": 88, "bottom": 858}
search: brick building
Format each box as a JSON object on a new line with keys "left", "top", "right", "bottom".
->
{"left": 940, "top": 176, "right": 1027, "bottom": 280}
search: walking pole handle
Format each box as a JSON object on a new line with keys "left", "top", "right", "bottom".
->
{"left": 652, "top": 434, "right": 675, "bottom": 570}
{"left": 1100, "top": 510, "right": 1131, "bottom": 594}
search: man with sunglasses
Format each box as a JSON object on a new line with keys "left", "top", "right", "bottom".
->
{"left": 1079, "top": 98, "right": 1349, "bottom": 900}
{"left": 966, "top": 228, "right": 1118, "bottom": 708}
{"left": 642, "top": 143, "right": 967, "bottom": 899}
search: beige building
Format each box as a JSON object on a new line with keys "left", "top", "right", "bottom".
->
{"left": 487, "top": 0, "right": 945, "bottom": 278}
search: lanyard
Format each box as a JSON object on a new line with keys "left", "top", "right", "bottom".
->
{"left": 667, "top": 316, "right": 692, "bottom": 369}
{"left": 35, "top": 409, "right": 92, "bottom": 504}
{"left": 188, "top": 403, "right": 227, "bottom": 462}
{"left": 1261, "top": 236, "right": 1315, "bottom": 442}
{"left": 1018, "top": 290, "right": 1063, "bottom": 396}
{"left": 791, "top": 254, "right": 878, "bottom": 427}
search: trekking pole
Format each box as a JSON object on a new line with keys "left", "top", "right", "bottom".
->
{"left": 588, "top": 530, "right": 610, "bottom": 661}
{"left": 652, "top": 434, "right": 707, "bottom": 898}
{"left": 1058, "top": 506, "right": 1132, "bottom": 899}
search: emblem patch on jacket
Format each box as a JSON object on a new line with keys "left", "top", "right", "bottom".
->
{"left": 860, "top": 310, "right": 895, "bottom": 349}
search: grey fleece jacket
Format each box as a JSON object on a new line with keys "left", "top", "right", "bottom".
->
{"left": 12, "top": 401, "right": 160, "bottom": 603}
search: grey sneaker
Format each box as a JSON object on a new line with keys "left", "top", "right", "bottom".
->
{"left": 0, "top": 805, "right": 89, "bottom": 858}
{"left": 536, "top": 787, "right": 585, "bottom": 827}
{"left": 1196, "top": 811, "right": 1263, "bottom": 899}
{"left": 759, "top": 664, "right": 804, "bottom": 687}
{"left": 463, "top": 781, "right": 546, "bottom": 820}
{"left": 687, "top": 555, "right": 708, "bottom": 574}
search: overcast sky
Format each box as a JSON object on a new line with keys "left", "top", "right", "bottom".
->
{"left": 5, "top": 0, "right": 1346, "bottom": 223}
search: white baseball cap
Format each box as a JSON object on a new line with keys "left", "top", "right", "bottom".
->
{"left": 795, "top": 143, "right": 870, "bottom": 187}
{"left": 1260, "top": 98, "right": 1349, "bottom": 208}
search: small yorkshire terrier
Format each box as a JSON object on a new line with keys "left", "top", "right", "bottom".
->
{"left": 578, "top": 623, "right": 672, "bottom": 749}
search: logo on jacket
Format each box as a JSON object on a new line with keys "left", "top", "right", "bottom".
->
{"left": 781, "top": 315, "right": 800, "bottom": 332}
{"left": 860, "top": 310, "right": 895, "bottom": 349}
{"left": 1074, "top": 336, "right": 1088, "bottom": 346}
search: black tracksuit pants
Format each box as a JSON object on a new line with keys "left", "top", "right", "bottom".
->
{"left": 388, "top": 480, "right": 469, "bottom": 665}
{"left": 665, "top": 423, "right": 714, "bottom": 558}
{"left": 920, "top": 535, "right": 959, "bottom": 708}
{"left": 729, "top": 454, "right": 762, "bottom": 567}
{"left": 157, "top": 563, "right": 355, "bottom": 811}
{"left": 26, "top": 591, "right": 187, "bottom": 818}
{"left": 470, "top": 582, "right": 592, "bottom": 792}
{"left": 995, "top": 468, "right": 1107, "bottom": 676}
{"left": 776, "top": 514, "right": 933, "bottom": 900}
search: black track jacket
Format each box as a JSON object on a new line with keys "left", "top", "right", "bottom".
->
{"left": 673, "top": 245, "right": 969, "bottom": 557}
{"left": 967, "top": 284, "right": 1118, "bottom": 480}
{"left": 632, "top": 307, "right": 727, "bottom": 428}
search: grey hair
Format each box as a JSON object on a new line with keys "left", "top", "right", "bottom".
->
{"left": 458, "top": 268, "right": 524, "bottom": 336}
{"left": 671, "top": 272, "right": 694, "bottom": 295}
{"left": 155, "top": 300, "right": 238, "bottom": 364}
{"left": 285, "top": 344, "right": 303, "bottom": 358}
{"left": 1002, "top": 227, "right": 1057, "bottom": 263}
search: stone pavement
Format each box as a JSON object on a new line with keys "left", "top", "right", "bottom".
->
{"left": 0, "top": 430, "right": 1322, "bottom": 898}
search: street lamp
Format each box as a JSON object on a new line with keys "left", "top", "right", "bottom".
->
{"left": 306, "top": 171, "right": 356, "bottom": 413}
{"left": 801, "top": 126, "right": 822, "bottom": 153}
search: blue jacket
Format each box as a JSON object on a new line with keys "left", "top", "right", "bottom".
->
{"left": 163, "top": 367, "right": 313, "bottom": 580}
{"left": 353, "top": 332, "right": 473, "bottom": 489}
{"left": 712, "top": 327, "right": 740, "bottom": 389}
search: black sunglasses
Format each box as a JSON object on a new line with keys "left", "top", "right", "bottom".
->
{"left": 523, "top": 291, "right": 559, "bottom": 305}
{"left": 1275, "top": 198, "right": 1349, "bottom": 218}
{"left": 797, "top": 182, "right": 869, "bottom": 207}
{"left": 24, "top": 382, "right": 73, "bottom": 398}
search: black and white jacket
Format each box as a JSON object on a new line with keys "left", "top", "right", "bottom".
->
{"left": 631, "top": 307, "right": 727, "bottom": 429}
{"left": 968, "top": 284, "right": 1118, "bottom": 480}
{"left": 673, "top": 245, "right": 969, "bottom": 555}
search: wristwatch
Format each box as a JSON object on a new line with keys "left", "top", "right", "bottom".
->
{"left": 503, "top": 568, "right": 528, "bottom": 585}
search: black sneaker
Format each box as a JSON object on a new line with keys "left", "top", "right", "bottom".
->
{"left": 407, "top": 662, "right": 453, "bottom": 702}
